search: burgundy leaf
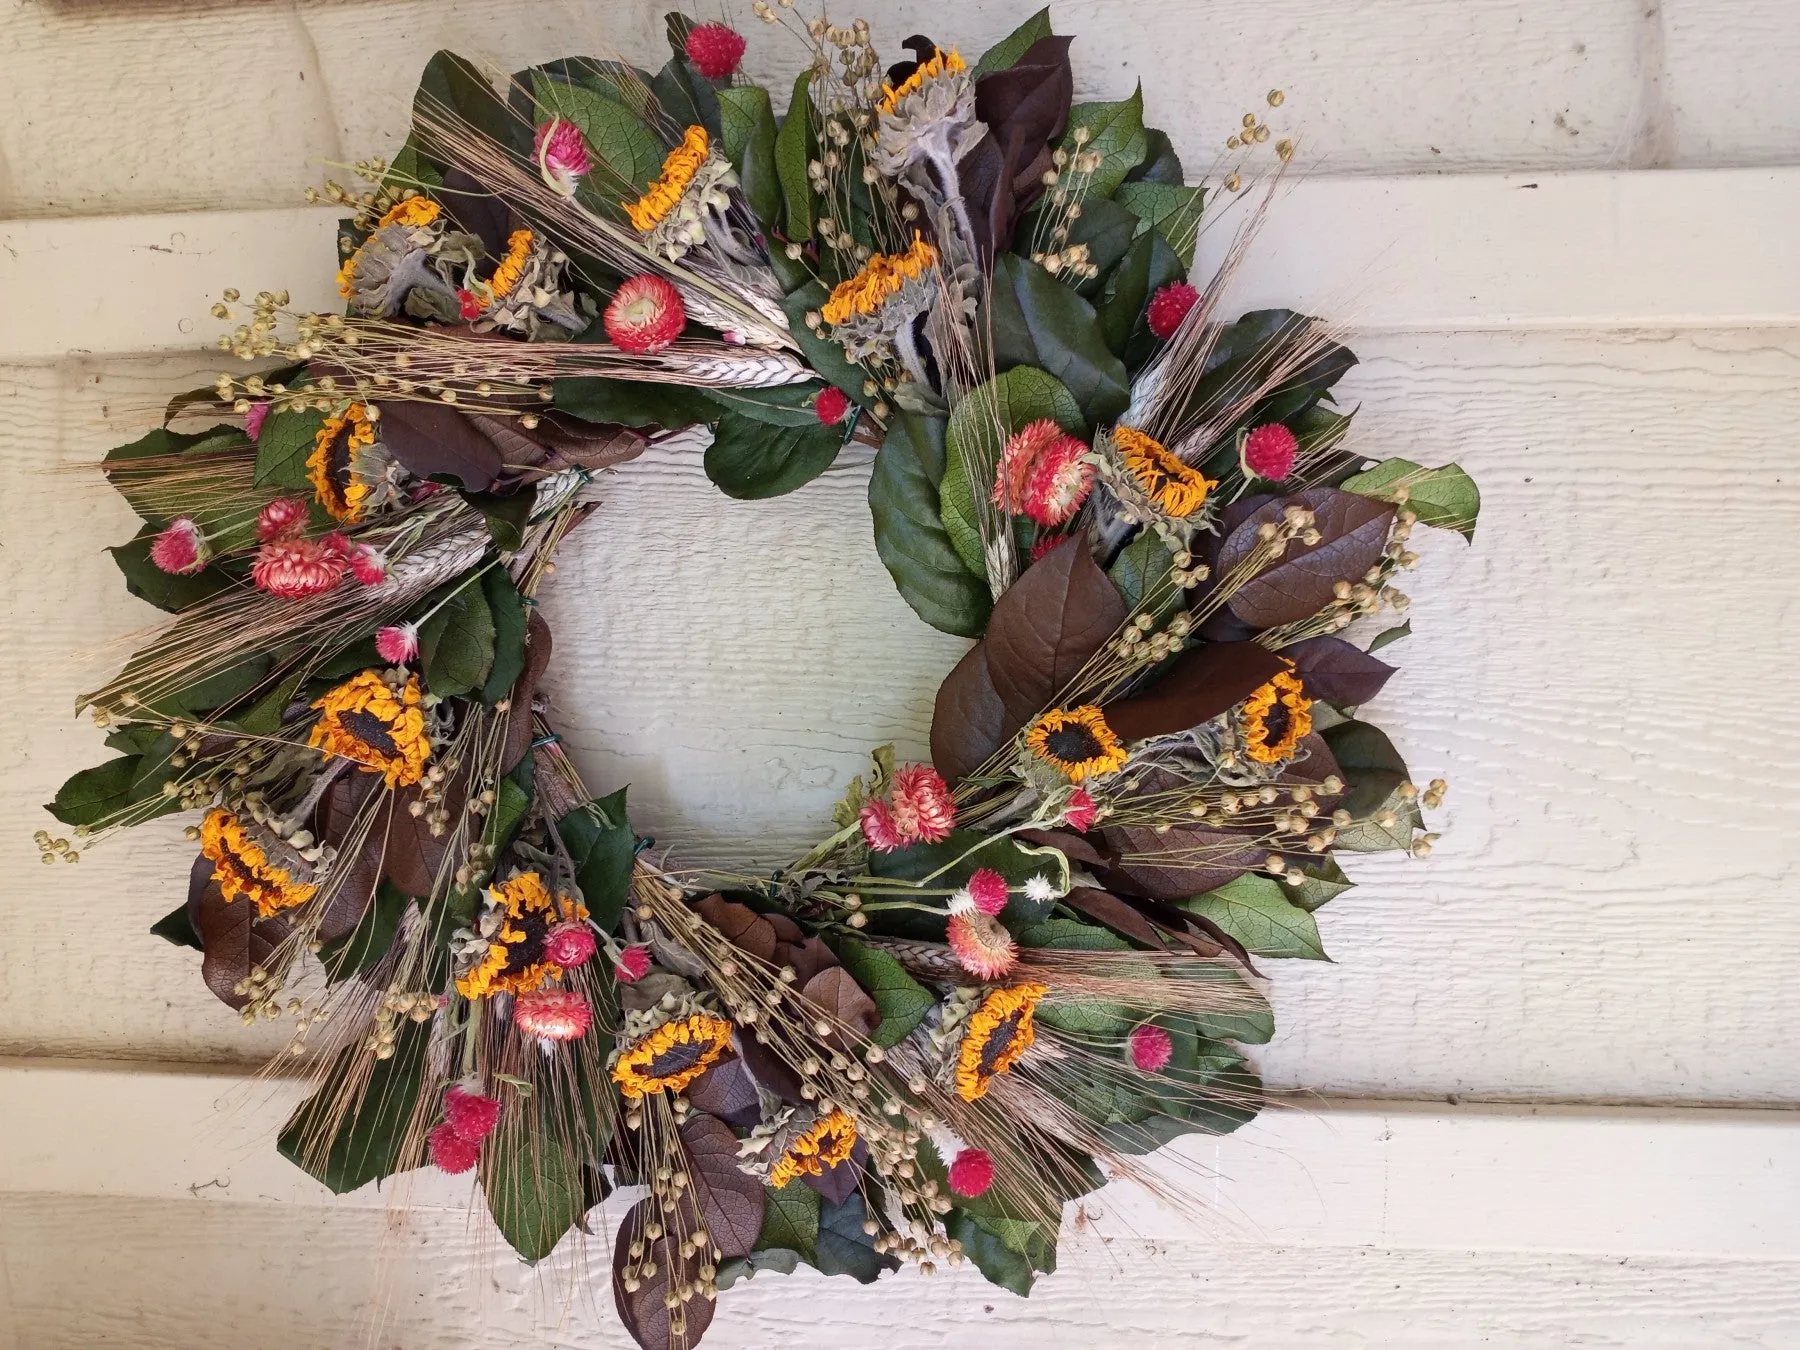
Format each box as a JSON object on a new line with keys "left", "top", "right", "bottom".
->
{"left": 1276, "top": 732, "right": 1346, "bottom": 801}
{"left": 804, "top": 1138, "right": 867, "bottom": 1206}
{"left": 1102, "top": 641, "right": 1288, "bottom": 743}
{"left": 931, "top": 535, "right": 1125, "bottom": 779}
{"left": 776, "top": 935, "right": 840, "bottom": 989}
{"left": 960, "top": 35, "right": 1074, "bottom": 254}
{"left": 679, "top": 1114, "right": 767, "bottom": 1259}
{"left": 1015, "top": 827, "right": 1111, "bottom": 868}
{"left": 613, "top": 1197, "right": 714, "bottom": 1350}
{"left": 1216, "top": 488, "right": 1396, "bottom": 628}
{"left": 737, "top": 1033, "right": 806, "bottom": 1104}
{"left": 684, "top": 1059, "right": 762, "bottom": 1129}
{"left": 1063, "top": 886, "right": 1169, "bottom": 949}
{"left": 1101, "top": 822, "right": 1269, "bottom": 902}
{"left": 1286, "top": 634, "right": 1397, "bottom": 707}
{"left": 695, "top": 894, "right": 779, "bottom": 962}
{"left": 500, "top": 610, "right": 553, "bottom": 774}
{"left": 378, "top": 400, "right": 503, "bottom": 490}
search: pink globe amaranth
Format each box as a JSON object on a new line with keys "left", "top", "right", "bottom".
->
{"left": 966, "top": 868, "right": 1009, "bottom": 917}
{"left": 375, "top": 623, "right": 419, "bottom": 665}
{"left": 243, "top": 401, "right": 271, "bottom": 441}
{"left": 534, "top": 118, "right": 593, "bottom": 196}
{"left": 948, "top": 1147, "right": 995, "bottom": 1198}
{"left": 1063, "top": 788, "right": 1097, "bottom": 832}
{"left": 443, "top": 1083, "right": 502, "bottom": 1144}
{"left": 148, "top": 517, "right": 208, "bottom": 575}
{"left": 427, "top": 1122, "right": 480, "bottom": 1173}
{"left": 513, "top": 988, "right": 592, "bottom": 1041}
{"left": 889, "top": 763, "right": 955, "bottom": 845}
{"left": 349, "top": 544, "right": 387, "bottom": 586}
{"left": 1146, "top": 281, "right": 1199, "bottom": 340}
{"left": 1128, "top": 1022, "right": 1173, "bottom": 1073}
{"left": 1241, "top": 422, "right": 1299, "bottom": 481}
{"left": 544, "top": 921, "right": 597, "bottom": 969}
{"left": 815, "top": 386, "right": 852, "bottom": 426}
{"left": 685, "top": 23, "right": 747, "bottom": 79}
{"left": 614, "top": 944, "right": 653, "bottom": 983}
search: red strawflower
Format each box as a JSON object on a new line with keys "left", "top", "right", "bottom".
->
{"left": 604, "top": 274, "right": 685, "bottom": 354}
{"left": 545, "top": 921, "right": 596, "bottom": 969}
{"left": 443, "top": 1083, "right": 502, "bottom": 1143}
{"left": 1147, "top": 282, "right": 1199, "bottom": 340}
{"left": 513, "top": 988, "right": 592, "bottom": 1041}
{"left": 948, "top": 1147, "right": 995, "bottom": 1198}
{"left": 614, "top": 943, "right": 653, "bottom": 983}
{"left": 859, "top": 799, "right": 904, "bottom": 853}
{"left": 348, "top": 544, "right": 387, "bottom": 586}
{"left": 255, "top": 496, "right": 308, "bottom": 542}
{"left": 149, "top": 517, "right": 208, "bottom": 575}
{"left": 1128, "top": 1022, "right": 1173, "bottom": 1073}
{"left": 533, "top": 118, "right": 592, "bottom": 196}
{"left": 1241, "top": 422, "right": 1299, "bottom": 481}
{"left": 889, "top": 763, "right": 955, "bottom": 844}
{"left": 428, "top": 1122, "right": 480, "bottom": 1173}
{"left": 685, "top": 23, "right": 747, "bottom": 79}
{"left": 815, "top": 386, "right": 852, "bottom": 426}
{"left": 243, "top": 401, "right": 271, "bottom": 441}
{"left": 1063, "top": 788, "right": 1097, "bottom": 832}
{"left": 948, "top": 912, "right": 1017, "bottom": 980}
{"left": 375, "top": 623, "right": 418, "bottom": 665}
{"left": 966, "top": 868, "right": 1009, "bottom": 917}
{"left": 252, "top": 532, "right": 350, "bottom": 598}
{"left": 457, "top": 288, "right": 483, "bottom": 321}
{"left": 993, "top": 419, "right": 1093, "bottom": 527}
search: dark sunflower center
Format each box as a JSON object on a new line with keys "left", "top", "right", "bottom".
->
{"left": 646, "top": 1039, "right": 709, "bottom": 1079}
{"left": 1260, "top": 696, "right": 1291, "bottom": 745}
{"left": 325, "top": 426, "right": 354, "bottom": 496}
{"left": 338, "top": 707, "right": 399, "bottom": 757}
{"left": 498, "top": 904, "right": 551, "bottom": 975}
{"left": 977, "top": 1010, "right": 1026, "bottom": 1077}
{"left": 1045, "top": 723, "right": 1104, "bottom": 764}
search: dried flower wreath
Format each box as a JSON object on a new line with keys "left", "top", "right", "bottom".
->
{"left": 45, "top": 7, "right": 1478, "bottom": 1344}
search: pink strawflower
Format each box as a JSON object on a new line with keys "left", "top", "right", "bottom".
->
{"left": 947, "top": 912, "right": 1018, "bottom": 980}
{"left": 443, "top": 1083, "right": 502, "bottom": 1143}
{"left": 1128, "top": 1023, "right": 1173, "bottom": 1073}
{"left": 815, "top": 386, "right": 851, "bottom": 426}
{"left": 348, "top": 544, "right": 387, "bottom": 586}
{"left": 375, "top": 623, "right": 419, "bottom": 665}
{"left": 685, "top": 23, "right": 747, "bottom": 79}
{"left": 604, "top": 274, "right": 685, "bottom": 355}
{"left": 545, "top": 922, "right": 597, "bottom": 969}
{"left": 948, "top": 1147, "right": 995, "bottom": 1198}
{"left": 1147, "top": 282, "right": 1199, "bottom": 340}
{"left": 255, "top": 496, "right": 308, "bottom": 542}
{"left": 513, "top": 988, "right": 592, "bottom": 1041}
{"left": 966, "top": 868, "right": 1009, "bottom": 917}
{"left": 243, "top": 401, "right": 271, "bottom": 441}
{"left": 457, "top": 288, "right": 483, "bottom": 321}
{"left": 148, "top": 517, "right": 208, "bottom": 575}
{"left": 251, "top": 532, "right": 349, "bottom": 598}
{"left": 859, "top": 798, "right": 905, "bottom": 853}
{"left": 1241, "top": 422, "right": 1299, "bottom": 481}
{"left": 992, "top": 419, "right": 1093, "bottom": 527}
{"left": 889, "top": 764, "right": 955, "bottom": 845}
{"left": 614, "top": 944, "right": 653, "bottom": 983}
{"left": 1063, "top": 788, "right": 1097, "bottom": 832}
{"left": 428, "top": 1122, "right": 480, "bottom": 1173}
{"left": 534, "top": 118, "right": 593, "bottom": 196}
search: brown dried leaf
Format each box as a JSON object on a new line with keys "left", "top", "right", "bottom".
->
{"left": 1102, "top": 641, "right": 1288, "bottom": 743}
{"left": 537, "top": 413, "right": 648, "bottom": 472}
{"left": 378, "top": 400, "right": 504, "bottom": 491}
{"left": 764, "top": 912, "right": 805, "bottom": 945}
{"left": 803, "top": 1138, "right": 866, "bottom": 1206}
{"left": 695, "top": 894, "right": 779, "bottom": 962}
{"left": 679, "top": 1114, "right": 767, "bottom": 1259}
{"left": 194, "top": 870, "right": 292, "bottom": 1010}
{"left": 930, "top": 641, "right": 1010, "bottom": 782}
{"left": 684, "top": 1059, "right": 762, "bottom": 1128}
{"left": 800, "top": 966, "right": 879, "bottom": 1043}
{"left": 613, "top": 1197, "right": 714, "bottom": 1350}
{"left": 1063, "top": 886, "right": 1169, "bottom": 949}
{"left": 1015, "top": 827, "right": 1112, "bottom": 868}
{"left": 777, "top": 936, "right": 840, "bottom": 989}
{"left": 500, "top": 610, "right": 553, "bottom": 774}
{"left": 1102, "top": 822, "right": 1268, "bottom": 902}
{"left": 1217, "top": 488, "right": 1396, "bottom": 629}
{"left": 737, "top": 1032, "right": 805, "bottom": 1104}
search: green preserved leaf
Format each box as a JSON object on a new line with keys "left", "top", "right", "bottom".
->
{"left": 1367, "top": 620, "right": 1412, "bottom": 654}
{"left": 277, "top": 1018, "right": 429, "bottom": 1194}
{"left": 150, "top": 902, "right": 204, "bottom": 951}
{"left": 1013, "top": 916, "right": 1131, "bottom": 951}
{"left": 1061, "top": 86, "right": 1146, "bottom": 198}
{"left": 831, "top": 937, "right": 934, "bottom": 1046}
{"left": 254, "top": 407, "right": 325, "bottom": 490}
{"left": 717, "top": 85, "right": 782, "bottom": 230}
{"left": 553, "top": 376, "right": 719, "bottom": 430}
{"left": 867, "top": 413, "right": 992, "bottom": 637}
{"left": 1341, "top": 457, "right": 1482, "bottom": 540}
{"left": 814, "top": 1193, "right": 897, "bottom": 1283}
{"left": 988, "top": 255, "right": 1131, "bottom": 426}
{"left": 972, "top": 6, "right": 1054, "bottom": 78}
{"left": 1322, "top": 719, "right": 1422, "bottom": 851}
{"left": 1177, "top": 873, "right": 1328, "bottom": 960}
{"left": 532, "top": 73, "right": 664, "bottom": 216}
{"left": 774, "top": 69, "right": 816, "bottom": 241}
{"left": 47, "top": 757, "right": 140, "bottom": 827}
{"left": 419, "top": 575, "right": 495, "bottom": 698}
{"left": 1115, "top": 179, "right": 1204, "bottom": 267}
{"left": 479, "top": 566, "right": 528, "bottom": 704}
{"left": 756, "top": 1178, "right": 821, "bottom": 1263}
{"left": 1107, "top": 527, "right": 1179, "bottom": 620}
{"left": 486, "top": 1093, "right": 589, "bottom": 1263}
{"left": 558, "top": 787, "right": 635, "bottom": 933}
{"left": 703, "top": 410, "right": 841, "bottom": 499}
{"left": 1097, "top": 228, "right": 1184, "bottom": 367}
{"left": 1279, "top": 855, "right": 1356, "bottom": 912}
{"left": 110, "top": 527, "right": 235, "bottom": 613}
